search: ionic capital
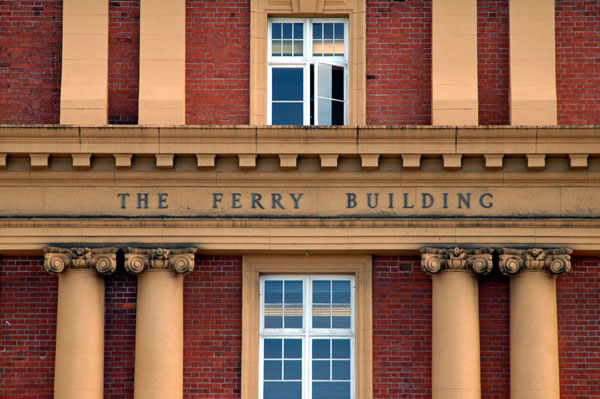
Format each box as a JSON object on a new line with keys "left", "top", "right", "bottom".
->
{"left": 420, "top": 247, "right": 493, "bottom": 275}
{"left": 124, "top": 247, "right": 197, "bottom": 275}
{"left": 44, "top": 246, "right": 118, "bottom": 275}
{"left": 498, "top": 248, "right": 573, "bottom": 275}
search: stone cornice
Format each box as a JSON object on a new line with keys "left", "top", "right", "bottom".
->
{"left": 124, "top": 247, "right": 197, "bottom": 275}
{"left": 498, "top": 248, "right": 573, "bottom": 275}
{"left": 1, "top": 125, "right": 599, "bottom": 172}
{"left": 44, "top": 246, "right": 118, "bottom": 275}
{"left": 420, "top": 247, "right": 494, "bottom": 275}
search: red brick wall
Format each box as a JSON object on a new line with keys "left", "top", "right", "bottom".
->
{"left": 108, "top": 1, "right": 140, "bottom": 125}
{"left": 104, "top": 264, "right": 137, "bottom": 398}
{"left": 558, "top": 256, "right": 600, "bottom": 398}
{"left": 185, "top": 1, "right": 250, "bottom": 125}
{"left": 372, "top": 256, "right": 432, "bottom": 398}
{"left": 366, "top": 1, "right": 432, "bottom": 125}
{"left": 556, "top": 1, "right": 600, "bottom": 125}
{"left": 0, "top": 256, "right": 56, "bottom": 399}
{"left": 0, "top": 2, "right": 62, "bottom": 124}
{"left": 479, "top": 270, "right": 510, "bottom": 399}
{"left": 183, "top": 255, "right": 243, "bottom": 398}
{"left": 477, "top": 0, "right": 510, "bottom": 125}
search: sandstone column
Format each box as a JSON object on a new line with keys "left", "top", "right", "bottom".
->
{"left": 44, "top": 247, "right": 117, "bottom": 399}
{"left": 499, "top": 248, "right": 572, "bottom": 399}
{"left": 421, "top": 247, "right": 493, "bottom": 399}
{"left": 125, "top": 247, "right": 197, "bottom": 399}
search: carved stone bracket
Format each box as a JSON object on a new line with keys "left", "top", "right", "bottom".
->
{"left": 44, "top": 247, "right": 118, "bottom": 275}
{"left": 124, "top": 247, "right": 197, "bottom": 275}
{"left": 498, "top": 248, "right": 573, "bottom": 275}
{"left": 420, "top": 247, "right": 494, "bottom": 275}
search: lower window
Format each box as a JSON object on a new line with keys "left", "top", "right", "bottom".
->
{"left": 260, "top": 276, "right": 355, "bottom": 399}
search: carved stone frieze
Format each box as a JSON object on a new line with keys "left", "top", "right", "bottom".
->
{"left": 44, "top": 247, "right": 118, "bottom": 275}
{"left": 498, "top": 248, "right": 573, "bottom": 275}
{"left": 124, "top": 247, "right": 197, "bottom": 275}
{"left": 420, "top": 247, "right": 494, "bottom": 275}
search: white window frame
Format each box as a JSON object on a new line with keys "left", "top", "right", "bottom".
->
{"left": 267, "top": 18, "right": 349, "bottom": 126}
{"left": 259, "top": 274, "right": 356, "bottom": 399}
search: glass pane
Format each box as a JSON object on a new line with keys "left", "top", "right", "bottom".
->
{"left": 284, "top": 360, "right": 302, "bottom": 380}
{"left": 265, "top": 339, "right": 282, "bottom": 358}
{"left": 283, "top": 23, "right": 292, "bottom": 39}
{"left": 317, "top": 64, "right": 332, "bottom": 99}
{"left": 293, "top": 40, "right": 303, "bottom": 56}
{"left": 284, "top": 303, "right": 302, "bottom": 328}
{"left": 332, "top": 304, "right": 351, "bottom": 328}
{"left": 334, "top": 40, "right": 344, "bottom": 55}
{"left": 285, "top": 339, "right": 302, "bottom": 358}
{"left": 324, "top": 23, "right": 333, "bottom": 39}
{"left": 272, "top": 23, "right": 282, "bottom": 39}
{"left": 312, "top": 339, "right": 330, "bottom": 359}
{"left": 264, "top": 304, "right": 283, "bottom": 328}
{"left": 313, "top": 40, "right": 323, "bottom": 56}
{"left": 272, "top": 68, "right": 303, "bottom": 101}
{"left": 334, "top": 23, "right": 344, "bottom": 39}
{"left": 332, "top": 339, "right": 350, "bottom": 359}
{"left": 294, "top": 23, "right": 303, "bottom": 39}
{"left": 264, "top": 360, "right": 282, "bottom": 380}
{"left": 312, "top": 303, "right": 330, "bottom": 328}
{"left": 265, "top": 281, "right": 283, "bottom": 303}
{"left": 312, "top": 360, "right": 330, "bottom": 380}
{"left": 331, "top": 66, "right": 344, "bottom": 100}
{"left": 332, "top": 281, "right": 350, "bottom": 303}
{"left": 272, "top": 40, "right": 281, "bottom": 56}
{"left": 272, "top": 103, "right": 303, "bottom": 125}
{"left": 313, "top": 23, "right": 322, "bottom": 39}
{"left": 332, "top": 360, "right": 350, "bottom": 380}
{"left": 264, "top": 381, "right": 302, "bottom": 399}
{"left": 323, "top": 40, "right": 334, "bottom": 56}
{"left": 283, "top": 40, "right": 293, "bottom": 56}
{"left": 312, "top": 382, "right": 351, "bottom": 399}
{"left": 317, "top": 99, "right": 332, "bottom": 126}
{"left": 285, "top": 281, "right": 303, "bottom": 303}
{"left": 313, "top": 280, "right": 331, "bottom": 303}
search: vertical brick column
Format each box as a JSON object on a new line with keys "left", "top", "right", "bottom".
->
{"left": 60, "top": 0, "right": 109, "bottom": 124}
{"left": 138, "top": 0, "right": 186, "bottom": 124}
{"left": 421, "top": 248, "right": 493, "bottom": 399}
{"left": 44, "top": 247, "right": 117, "bottom": 399}
{"left": 499, "top": 248, "right": 572, "bottom": 399}
{"left": 431, "top": 0, "right": 478, "bottom": 125}
{"left": 509, "top": 0, "right": 557, "bottom": 124}
{"left": 125, "top": 247, "right": 197, "bottom": 399}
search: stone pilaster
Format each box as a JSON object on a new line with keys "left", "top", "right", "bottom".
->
{"left": 125, "top": 247, "right": 197, "bottom": 399}
{"left": 44, "top": 247, "right": 117, "bottom": 399}
{"left": 499, "top": 248, "right": 572, "bottom": 399}
{"left": 421, "top": 247, "right": 493, "bottom": 399}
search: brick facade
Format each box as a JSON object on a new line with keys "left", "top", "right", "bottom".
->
{"left": 1, "top": 255, "right": 599, "bottom": 397}
{"left": 2, "top": 1, "right": 598, "bottom": 125}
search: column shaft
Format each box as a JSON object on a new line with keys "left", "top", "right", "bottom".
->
{"left": 432, "top": 271, "right": 481, "bottom": 399}
{"left": 54, "top": 270, "right": 105, "bottom": 399}
{"left": 134, "top": 270, "right": 184, "bottom": 399}
{"left": 510, "top": 272, "right": 560, "bottom": 399}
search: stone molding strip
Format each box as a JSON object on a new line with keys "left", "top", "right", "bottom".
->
{"left": 498, "top": 247, "right": 573, "bottom": 275}
{"left": 44, "top": 246, "right": 118, "bottom": 275}
{"left": 421, "top": 247, "right": 494, "bottom": 275}
{"left": 124, "top": 247, "right": 197, "bottom": 275}
{"left": 1, "top": 126, "right": 598, "bottom": 172}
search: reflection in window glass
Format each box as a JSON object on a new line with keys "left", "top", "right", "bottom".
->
{"left": 272, "top": 22, "right": 303, "bottom": 57}
{"left": 264, "top": 338, "right": 303, "bottom": 399}
{"left": 312, "top": 22, "right": 344, "bottom": 56}
{"left": 272, "top": 68, "right": 304, "bottom": 126}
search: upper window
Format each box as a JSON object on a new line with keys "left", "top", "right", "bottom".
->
{"left": 260, "top": 275, "right": 355, "bottom": 399}
{"left": 268, "top": 19, "right": 348, "bottom": 126}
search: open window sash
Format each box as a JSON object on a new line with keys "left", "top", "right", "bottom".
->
{"left": 313, "top": 61, "right": 347, "bottom": 126}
